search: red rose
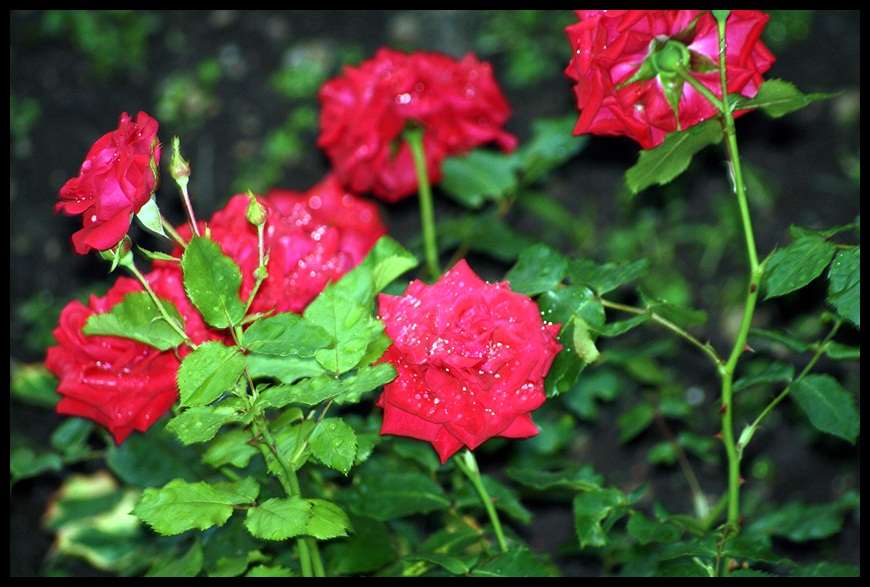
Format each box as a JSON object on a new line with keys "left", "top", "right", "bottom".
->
{"left": 45, "top": 269, "right": 180, "bottom": 444}
{"left": 375, "top": 259, "right": 563, "bottom": 464}
{"left": 317, "top": 48, "right": 518, "bottom": 203}
{"left": 56, "top": 111, "right": 162, "bottom": 254}
{"left": 162, "top": 173, "right": 387, "bottom": 315}
{"left": 565, "top": 10, "right": 776, "bottom": 149}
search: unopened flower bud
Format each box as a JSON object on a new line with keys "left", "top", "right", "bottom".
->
{"left": 245, "top": 190, "right": 268, "bottom": 227}
{"left": 169, "top": 136, "right": 191, "bottom": 183}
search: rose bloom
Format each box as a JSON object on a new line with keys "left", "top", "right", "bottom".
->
{"left": 162, "top": 173, "right": 387, "bottom": 315}
{"left": 45, "top": 265, "right": 217, "bottom": 444}
{"left": 56, "top": 111, "right": 162, "bottom": 254}
{"left": 375, "top": 259, "right": 563, "bottom": 464}
{"left": 564, "top": 10, "right": 776, "bottom": 149}
{"left": 317, "top": 47, "right": 518, "bottom": 203}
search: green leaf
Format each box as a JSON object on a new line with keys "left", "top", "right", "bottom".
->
{"left": 516, "top": 113, "right": 588, "bottom": 184}
{"left": 145, "top": 540, "right": 203, "bottom": 577}
{"left": 734, "top": 78, "right": 839, "bottom": 119}
{"left": 242, "top": 311, "right": 334, "bottom": 357}
{"left": 791, "top": 562, "right": 861, "bottom": 577}
{"left": 440, "top": 148, "right": 520, "bottom": 209}
{"left": 568, "top": 257, "right": 649, "bottom": 295}
{"left": 304, "top": 285, "right": 382, "bottom": 374}
{"left": 471, "top": 545, "right": 560, "bottom": 577}
{"left": 345, "top": 466, "right": 450, "bottom": 521}
{"left": 135, "top": 196, "right": 168, "bottom": 239}
{"left": 748, "top": 500, "right": 850, "bottom": 542}
{"left": 245, "top": 496, "right": 350, "bottom": 541}
{"left": 201, "top": 427, "right": 259, "bottom": 469}
{"left": 10, "top": 446, "right": 63, "bottom": 482}
{"left": 11, "top": 363, "right": 60, "bottom": 410}
{"left": 504, "top": 243, "right": 568, "bottom": 295}
{"left": 166, "top": 403, "right": 246, "bottom": 445}
{"left": 791, "top": 374, "right": 859, "bottom": 443}
{"left": 572, "top": 315, "right": 601, "bottom": 364}
{"left": 308, "top": 417, "right": 357, "bottom": 475}
{"left": 260, "top": 363, "right": 396, "bottom": 410}
{"left": 641, "top": 290, "right": 708, "bottom": 328}
{"left": 182, "top": 235, "right": 246, "bottom": 329}
{"left": 763, "top": 235, "right": 837, "bottom": 299}
{"left": 177, "top": 341, "right": 246, "bottom": 407}
{"left": 827, "top": 246, "right": 860, "bottom": 327}
{"left": 626, "top": 511, "right": 683, "bottom": 545}
{"left": 133, "top": 478, "right": 259, "bottom": 535}
{"left": 733, "top": 361, "right": 795, "bottom": 392}
{"left": 626, "top": 119, "right": 722, "bottom": 194}
{"left": 618, "top": 402, "right": 656, "bottom": 443}
{"left": 328, "top": 235, "right": 418, "bottom": 306}
{"left": 83, "top": 291, "right": 185, "bottom": 351}
{"left": 573, "top": 487, "right": 626, "bottom": 548}
{"left": 328, "top": 515, "right": 396, "bottom": 575}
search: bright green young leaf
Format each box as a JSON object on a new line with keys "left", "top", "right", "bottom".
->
{"left": 328, "top": 236, "right": 418, "bottom": 307}
{"left": 83, "top": 291, "right": 185, "bottom": 351}
{"left": 504, "top": 243, "right": 568, "bottom": 295}
{"left": 177, "top": 341, "right": 246, "bottom": 407}
{"left": 304, "top": 285, "right": 382, "bottom": 374}
{"left": 763, "top": 235, "right": 837, "bottom": 299}
{"left": 201, "top": 427, "right": 259, "bottom": 469}
{"left": 734, "top": 78, "right": 839, "bottom": 119}
{"left": 134, "top": 196, "right": 168, "bottom": 239}
{"left": 440, "top": 148, "right": 520, "bottom": 209}
{"left": 572, "top": 315, "right": 601, "bottom": 364}
{"left": 827, "top": 246, "right": 859, "bottom": 327}
{"left": 182, "top": 235, "right": 246, "bottom": 329}
{"left": 625, "top": 119, "right": 723, "bottom": 195}
{"left": 245, "top": 496, "right": 350, "bottom": 541}
{"left": 309, "top": 417, "right": 357, "bottom": 475}
{"left": 133, "top": 477, "right": 259, "bottom": 535}
{"left": 791, "top": 374, "right": 859, "bottom": 443}
{"left": 166, "top": 404, "right": 246, "bottom": 445}
{"left": 242, "top": 311, "right": 334, "bottom": 357}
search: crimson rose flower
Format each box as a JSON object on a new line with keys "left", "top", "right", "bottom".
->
{"left": 56, "top": 111, "right": 162, "bottom": 254}
{"left": 317, "top": 48, "right": 518, "bottom": 203}
{"left": 162, "top": 173, "right": 387, "bottom": 315}
{"left": 45, "top": 265, "right": 215, "bottom": 444}
{"left": 564, "top": 10, "right": 776, "bottom": 149}
{"left": 375, "top": 259, "right": 563, "bottom": 464}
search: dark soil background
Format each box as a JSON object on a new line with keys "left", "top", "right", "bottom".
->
{"left": 10, "top": 10, "right": 860, "bottom": 576}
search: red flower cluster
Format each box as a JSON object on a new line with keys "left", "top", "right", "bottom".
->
{"left": 317, "top": 48, "right": 518, "bottom": 203}
{"left": 564, "top": 10, "right": 776, "bottom": 149}
{"left": 56, "top": 111, "right": 161, "bottom": 254}
{"left": 49, "top": 133, "right": 387, "bottom": 442}
{"left": 162, "top": 173, "right": 387, "bottom": 315}
{"left": 375, "top": 260, "right": 563, "bottom": 464}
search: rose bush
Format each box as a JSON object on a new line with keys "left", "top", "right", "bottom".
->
{"left": 160, "top": 173, "right": 387, "bottom": 315}
{"left": 317, "top": 47, "right": 518, "bottom": 202}
{"left": 55, "top": 111, "right": 162, "bottom": 254}
{"left": 375, "top": 259, "right": 563, "bottom": 463}
{"left": 564, "top": 10, "right": 776, "bottom": 149}
{"left": 44, "top": 264, "right": 212, "bottom": 444}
